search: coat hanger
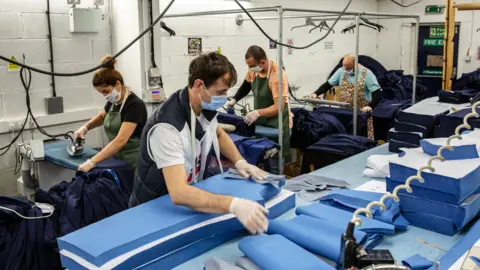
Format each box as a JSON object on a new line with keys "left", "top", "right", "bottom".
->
{"left": 360, "top": 17, "right": 386, "bottom": 32}
{"left": 160, "top": 21, "right": 176, "bottom": 36}
{"left": 291, "top": 17, "right": 317, "bottom": 31}
{"left": 341, "top": 22, "right": 379, "bottom": 34}
{"left": 309, "top": 20, "right": 335, "bottom": 34}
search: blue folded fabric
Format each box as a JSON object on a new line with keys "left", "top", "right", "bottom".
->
{"left": 58, "top": 175, "right": 288, "bottom": 269}
{"left": 421, "top": 139, "right": 479, "bottom": 160}
{"left": 238, "top": 235, "right": 335, "bottom": 270}
{"left": 267, "top": 215, "right": 367, "bottom": 264}
{"left": 255, "top": 126, "right": 279, "bottom": 139}
{"left": 471, "top": 256, "right": 480, "bottom": 266}
{"left": 402, "top": 254, "right": 434, "bottom": 269}
{"left": 389, "top": 139, "right": 421, "bottom": 153}
{"left": 320, "top": 189, "right": 409, "bottom": 230}
{"left": 228, "top": 133, "right": 279, "bottom": 166}
{"left": 217, "top": 113, "right": 255, "bottom": 137}
{"left": 295, "top": 203, "right": 395, "bottom": 235}
{"left": 433, "top": 108, "right": 480, "bottom": 138}
{"left": 397, "top": 190, "right": 480, "bottom": 236}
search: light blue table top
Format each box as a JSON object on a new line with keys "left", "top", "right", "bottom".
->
{"left": 175, "top": 143, "right": 468, "bottom": 269}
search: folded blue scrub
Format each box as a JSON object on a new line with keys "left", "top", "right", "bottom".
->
{"left": 267, "top": 215, "right": 367, "bottom": 264}
{"left": 320, "top": 189, "right": 409, "bottom": 230}
{"left": 420, "top": 138, "right": 479, "bottom": 160}
{"left": 470, "top": 256, "right": 480, "bottom": 266}
{"left": 402, "top": 254, "right": 434, "bottom": 269}
{"left": 238, "top": 235, "right": 335, "bottom": 270}
{"left": 295, "top": 203, "right": 395, "bottom": 235}
{"left": 58, "top": 175, "right": 293, "bottom": 270}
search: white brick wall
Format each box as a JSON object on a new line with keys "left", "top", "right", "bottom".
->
{"left": 0, "top": 0, "right": 111, "bottom": 195}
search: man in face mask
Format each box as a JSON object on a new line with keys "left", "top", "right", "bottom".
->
{"left": 130, "top": 52, "right": 271, "bottom": 235}
{"left": 310, "top": 54, "right": 383, "bottom": 138}
{"left": 226, "top": 45, "right": 292, "bottom": 157}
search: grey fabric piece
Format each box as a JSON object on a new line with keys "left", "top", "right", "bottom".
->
{"left": 204, "top": 258, "right": 243, "bottom": 270}
{"left": 285, "top": 174, "right": 350, "bottom": 193}
{"left": 284, "top": 181, "right": 317, "bottom": 192}
{"left": 234, "top": 256, "right": 262, "bottom": 270}
{"left": 299, "top": 189, "right": 332, "bottom": 202}
{"left": 226, "top": 169, "right": 285, "bottom": 188}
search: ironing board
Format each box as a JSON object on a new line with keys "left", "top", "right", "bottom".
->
{"left": 44, "top": 140, "right": 98, "bottom": 170}
{"left": 255, "top": 126, "right": 278, "bottom": 139}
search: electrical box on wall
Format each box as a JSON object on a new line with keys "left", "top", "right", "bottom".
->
{"left": 69, "top": 7, "right": 103, "bottom": 33}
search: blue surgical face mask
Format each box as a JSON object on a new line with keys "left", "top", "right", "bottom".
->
{"left": 200, "top": 82, "right": 228, "bottom": 111}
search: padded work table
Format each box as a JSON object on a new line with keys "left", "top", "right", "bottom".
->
{"left": 174, "top": 143, "right": 479, "bottom": 269}
{"left": 255, "top": 125, "right": 278, "bottom": 139}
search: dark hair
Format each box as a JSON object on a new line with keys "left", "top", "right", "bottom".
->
{"left": 92, "top": 56, "right": 124, "bottom": 87}
{"left": 245, "top": 45, "right": 267, "bottom": 62}
{"left": 188, "top": 52, "right": 237, "bottom": 88}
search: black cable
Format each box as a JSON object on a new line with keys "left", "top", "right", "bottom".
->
{"left": 232, "top": 0, "right": 352, "bottom": 49}
{"left": 45, "top": 0, "right": 56, "bottom": 96}
{"left": 389, "top": 0, "right": 422, "bottom": 7}
{"left": 0, "top": 0, "right": 176, "bottom": 76}
{"left": 148, "top": 0, "right": 157, "bottom": 68}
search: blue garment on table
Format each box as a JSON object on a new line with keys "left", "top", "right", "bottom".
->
{"left": 471, "top": 256, "right": 480, "bottom": 266}
{"left": 0, "top": 196, "right": 60, "bottom": 270}
{"left": 34, "top": 170, "right": 129, "bottom": 237}
{"left": 388, "top": 128, "right": 422, "bottom": 152}
{"left": 267, "top": 215, "right": 368, "bottom": 264}
{"left": 255, "top": 126, "right": 279, "bottom": 139}
{"left": 397, "top": 190, "right": 480, "bottom": 236}
{"left": 320, "top": 189, "right": 409, "bottom": 230}
{"left": 378, "top": 70, "right": 430, "bottom": 101}
{"left": 296, "top": 203, "right": 395, "bottom": 235}
{"left": 433, "top": 107, "right": 480, "bottom": 138}
{"left": 291, "top": 109, "right": 346, "bottom": 151}
{"left": 329, "top": 66, "right": 381, "bottom": 101}
{"left": 395, "top": 111, "right": 442, "bottom": 136}
{"left": 57, "top": 175, "right": 290, "bottom": 269}
{"left": 420, "top": 138, "right": 479, "bottom": 160}
{"left": 228, "top": 133, "right": 279, "bottom": 166}
{"left": 372, "top": 100, "right": 412, "bottom": 120}
{"left": 438, "top": 90, "right": 472, "bottom": 104}
{"left": 217, "top": 112, "right": 255, "bottom": 137}
{"left": 452, "top": 69, "right": 480, "bottom": 90}
{"left": 238, "top": 235, "right": 335, "bottom": 270}
{"left": 306, "top": 134, "right": 377, "bottom": 156}
{"left": 314, "top": 107, "right": 369, "bottom": 136}
{"left": 402, "top": 254, "right": 434, "bottom": 269}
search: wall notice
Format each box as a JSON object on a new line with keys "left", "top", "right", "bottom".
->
{"left": 188, "top": 38, "right": 202, "bottom": 55}
{"left": 287, "top": 39, "right": 294, "bottom": 55}
{"left": 7, "top": 56, "right": 20, "bottom": 72}
{"left": 429, "top": 26, "right": 445, "bottom": 38}
{"left": 423, "top": 39, "right": 444, "bottom": 47}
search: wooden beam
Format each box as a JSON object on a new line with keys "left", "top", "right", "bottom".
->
{"left": 455, "top": 3, "right": 480, "bottom": 10}
{"left": 443, "top": 0, "right": 455, "bottom": 90}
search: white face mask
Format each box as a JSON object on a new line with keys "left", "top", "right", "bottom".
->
{"left": 105, "top": 87, "right": 121, "bottom": 103}
{"left": 249, "top": 66, "right": 263, "bottom": 72}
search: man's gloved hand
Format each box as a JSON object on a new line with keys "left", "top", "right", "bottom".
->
{"left": 229, "top": 197, "right": 269, "bottom": 234}
{"left": 244, "top": 110, "right": 260, "bottom": 126}
{"left": 360, "top": 106, "right": 372, "bottom": 113}
{"left": 78, "top": 159, "right": 95, "bottom": 172}
{"left": 74, "top": 126, "right": 88, "bottom": 139}
{"left": 235, "top": 160, "right": 268, "bottom": 181}
{"left": 226, "top": 98, "right": 237, "bottom": 108}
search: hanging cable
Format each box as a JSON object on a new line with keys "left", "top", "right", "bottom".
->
{"left": 232, "top": 0, "right": 353, "bottom": 49}
{"left": 0, "top": 204, "right": 54, "bottom": 220}
{"left": 45, "top": 0, "right": 57, "bottom": 96}
{"left": 389, "top": 0, "right": 423, "bottom": 8}
{"left": 149, "top": 0, "right": 157, "bottom": 68}
{"left": 0, "top": 0, "right": 176, "bottom": 76}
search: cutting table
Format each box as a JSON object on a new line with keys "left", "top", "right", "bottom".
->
{"left": 174, "top": 143, "right": 480, "bottom": 269}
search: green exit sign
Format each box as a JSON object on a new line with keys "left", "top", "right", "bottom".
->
{"left": 425, "top": 5, "right": 445, "bottom": 14}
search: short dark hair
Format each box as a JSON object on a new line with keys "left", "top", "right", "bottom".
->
{"left": 188, "top": 52, "right": 237, "bottom": 88}
{"left": 245, "top": 45, "right": 267, "bottom": 62}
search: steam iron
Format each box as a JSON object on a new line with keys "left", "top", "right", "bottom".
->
{"left": 67, "top": 136, "right": 85, "bottom": 157}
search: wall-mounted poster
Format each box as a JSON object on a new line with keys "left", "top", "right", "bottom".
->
{"left": 188, "top": 38, "right": 202, "bottom": 55}
{"left": 269, "top": 40, "right": 277, "bottom": 49}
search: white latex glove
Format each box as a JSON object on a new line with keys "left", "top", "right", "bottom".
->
{"left": 78, "top": 159, "right": 95, "bottom": 172}
{"left": 235, "top": 160, "right": 268, "bottom": 181}
{"left": 229, "top": 197, "right": 269, "bottom": 234}
{"left": 226, "top": 98, "right": 237, "bottom": 108}
{"left": 244, "top": 110, "right": 260, "bottom": 126}
{"left": 360, "top": 106, "right": 373, "bottom": 113}
{"left": 74, "top": 126, "right": 88, "bottom": 139}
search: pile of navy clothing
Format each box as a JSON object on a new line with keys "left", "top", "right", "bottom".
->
{"left": 372, "top": 99, "right": 412, "bottom": 141}
{"left": 0, "top": 196, "right": 62, "bottom": 270}
{"left": 35, "top": 170, "right": 129, "bottom": 237}
{"left": 433, "top": 107, "right": 480, "bottom": 137}
{"left": 378, "top": 70, "right": 430, "bottom": 101}
{"left": 217, "top": 112, "right": 255, "bottom": 137}
{"left": 314, "top": 107, "right": 369, "bottom": 137}
{"left": 452, "top": 69, "right": 480, "bottom": 91}
{"left": 228, "top": 133, "right": 279, "bottom": 170}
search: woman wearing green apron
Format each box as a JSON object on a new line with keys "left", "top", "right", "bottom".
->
{"left": 76, "top": 56, "right": 147, "bottom": 172}
{"left": 227, "top": 45, "right": 292, "bottom": 156}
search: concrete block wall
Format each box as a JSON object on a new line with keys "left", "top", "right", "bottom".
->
{"left": 376, "top": 0, "right": 480, "bottom": 76}
{"left": 0, "top": 0, "right": 112, "bottom": 195}
{"left": 157, "top": 0, "right": 379, "bottom": 106}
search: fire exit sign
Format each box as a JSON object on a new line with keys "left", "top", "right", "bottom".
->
{"left": 425, "top": 5, "right": 445, "bottom": 14}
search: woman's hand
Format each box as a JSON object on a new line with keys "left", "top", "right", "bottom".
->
{"left": 78, "top": 159, "right": 95, "bottom": 172}
{"left": 74, "top": 126, "right": 88, "bottom": 139}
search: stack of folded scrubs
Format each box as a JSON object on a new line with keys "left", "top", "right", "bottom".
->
{"left": 432, "top": 107, "right": 480, "bottom": 138}
{"left": 57, "top": 174, "right": 295, "bottom": 270}
{"left": 387, "top": 142, "right": 480, "bottom": 235}
{"left": 372, "top": 99, "right": 411, "bottom": 141}
{"left": 388, "top": 97, "right": 470, "bottom": 152}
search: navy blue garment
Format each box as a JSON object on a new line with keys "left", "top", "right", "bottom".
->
{"left": 378, "top": 70, "right": 429, "bottom": 101}
{"left": 328, "top": 55, "right": 388, "bottom": 79}
{"left": 0, "top": 196, "right": 61, "bottom": 270}
{"left": 433, "top": 107, "right": 480, "bottom": 138}
{"left": 35, "top": 170, "right": 129, "bottom": 237}
{"left": 93, "top": 158, "right": 134, "bottom": 195}
{"left": 438, "top": 90, "right": 471, "bottom": 104}
{"left": 307, "top": 134, "right": 377, "bottom": 156}
{"left": 388, "top": 129, "right": 422, "bottom": 153}
{"left": 372, "top": 100, "right": 412, "bottom": 141}
{"left": 291, "top": 108, "right": 346, "bottom": 151}
{"left": 453, "top": 88, "right": 480, "bottom": 99}
{"left": 217, "top": 112, "right": 255, "bottom": 137}
{"left": 313, "top": 107, "right": 369, "bottom": 136}
{"left": 452, "top": 69, "right": 480, "bottom": 90}
{"left": 395, "top": 110, "right": 446, "bottom": 137}
{"left": 228, "top": 133, "right": 279, "bottom": 166}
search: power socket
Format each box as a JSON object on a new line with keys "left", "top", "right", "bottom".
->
{"left": 148, "top": 67, "right": 163, "bottom": 87}
{"left": 45, "top": 96, "right": 64, "bottom": 115}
